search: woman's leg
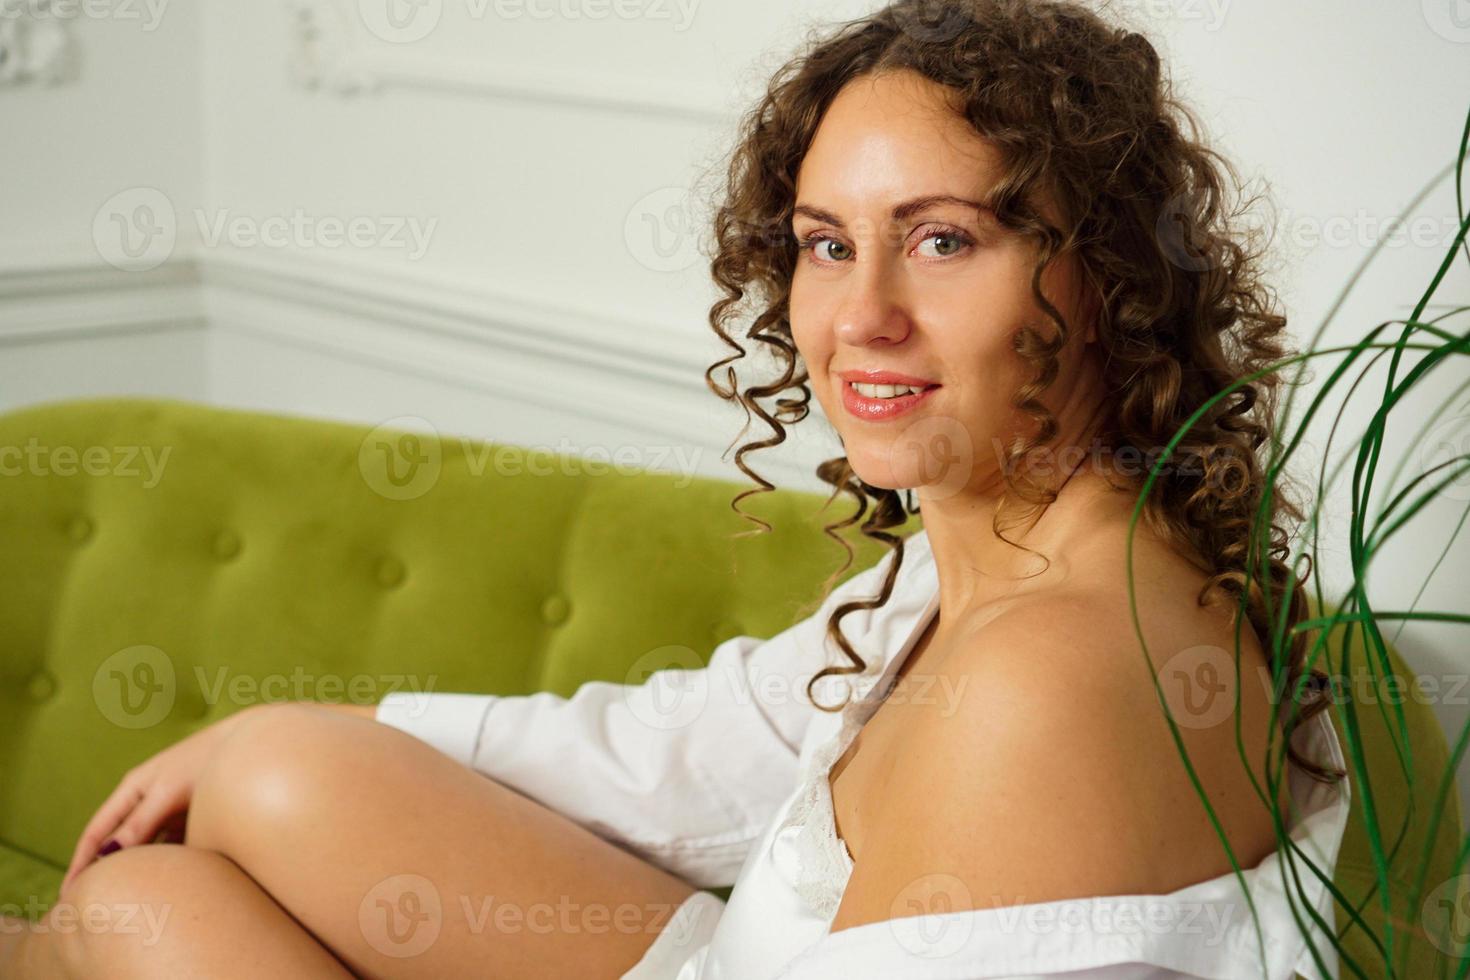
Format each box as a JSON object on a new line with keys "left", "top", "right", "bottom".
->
{"left": 172, "top": 702, "right": 703, "bottom": 979}
{"left": 3, "top": 844, "right": 357, "bottom": 979}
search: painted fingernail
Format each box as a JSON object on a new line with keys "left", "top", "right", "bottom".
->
{"left": 97, "top": 839, "right": 122, "bottom": 857}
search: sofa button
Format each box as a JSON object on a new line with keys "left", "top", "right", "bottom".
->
{"left": 376, "top": 556, "right": 406, "bottom": 588}
{"left": 541, "top": 594, "right": 570, "bottom": 627}
{"left": 67, "top": 515, "right": 92, "bottom": 544}
{"left": 26, "top": 670, "right": 56, "bottom": 703}
{"left": 212, "top": 530, "right": 241, "bottom": 561}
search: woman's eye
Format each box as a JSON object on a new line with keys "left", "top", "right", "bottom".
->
{"left": 802, "top": 237, "right": 851, "bottom": 262}
{"left": 916, "top": 232, "right": 970, "bottom": 258}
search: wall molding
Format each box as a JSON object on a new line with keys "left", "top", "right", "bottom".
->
{"left": 0, "top": 257, "right": 206, "bottom": 346}
{"left": 287, "top": 0, "right": 731, "bottom": 124}
{"left": 199, "top": 247, "right": 731, "bottom": 448}
{"left": 0, "top": 248, "right": 818, "bottom": 487}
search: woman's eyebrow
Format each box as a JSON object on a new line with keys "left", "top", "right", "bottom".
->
{"left": 792, "top": 194, "right": 992, "bottom": 227}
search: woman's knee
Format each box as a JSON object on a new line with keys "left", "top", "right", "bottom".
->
{"left": 188, "top": 703, "right": 356, "bottom": 855}
{"left": 42, "top": 844, "right": 233, "bottom": 975}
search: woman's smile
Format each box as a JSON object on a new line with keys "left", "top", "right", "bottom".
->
{"left": 838, "top": 376, "right": 941, "bottom": 421}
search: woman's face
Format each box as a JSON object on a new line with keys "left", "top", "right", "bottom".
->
{"left": 790, "top": 69, "right": 1098, "bottom": 497}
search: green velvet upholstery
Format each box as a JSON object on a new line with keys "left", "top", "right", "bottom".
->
{"left": 0, "top": 396, "right": 1461, "bottom": 978}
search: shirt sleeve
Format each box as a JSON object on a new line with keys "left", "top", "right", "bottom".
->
{"left": 374, "top": 544, "right": 905, "bottom": 889}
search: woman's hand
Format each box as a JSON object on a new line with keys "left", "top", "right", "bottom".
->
{"left": 58, "top": 702, "right": 273, "bottom": 899}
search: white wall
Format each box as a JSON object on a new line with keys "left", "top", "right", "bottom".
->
{"left": 1, "top": 0, "right": 1468, "bottom": 825}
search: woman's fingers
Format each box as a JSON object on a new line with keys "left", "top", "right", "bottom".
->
{"left": 108, "top": 782, "right": 184, "bottom": 850}
{"left": 60, "top": 776, "right": 146, "bottom": 896}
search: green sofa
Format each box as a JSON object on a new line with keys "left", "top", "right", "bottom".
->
{"left": 0, "top": 396, "right": 1462, "bottom": 978}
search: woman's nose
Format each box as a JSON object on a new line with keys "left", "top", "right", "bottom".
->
{"left": 833, "top": 263, "right": 912, "bottom": 347}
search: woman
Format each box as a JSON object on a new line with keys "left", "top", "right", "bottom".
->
{"left": 3, "top": 1, "right": 1350, "bottom": 977}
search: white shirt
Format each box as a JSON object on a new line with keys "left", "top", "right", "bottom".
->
{"left": 376, "top": 528, "right": 1352, "bottom": 979}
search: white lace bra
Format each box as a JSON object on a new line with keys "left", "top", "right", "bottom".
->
{"left": 769, "top": 596, "right": 940, "bottom": 921}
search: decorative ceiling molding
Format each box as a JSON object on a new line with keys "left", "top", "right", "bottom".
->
{"left": 286, "top": 0, "right": 731, "bottom": 124}
{"left": 0, "top": 0, "right": 78, "bottom": 87}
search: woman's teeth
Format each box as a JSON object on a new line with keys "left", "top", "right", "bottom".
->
{"left": 849, "top": 381, "right": 927, "bottom": 399}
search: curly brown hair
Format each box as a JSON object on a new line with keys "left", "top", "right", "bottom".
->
{"left": 699, "top": 0, "right": 1344, "bottom": 783}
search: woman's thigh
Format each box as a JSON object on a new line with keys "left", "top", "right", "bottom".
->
{"left": 184, "top": 703, "right": 703, "bottom": 980}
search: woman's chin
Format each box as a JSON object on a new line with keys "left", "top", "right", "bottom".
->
{"left": 844, "top": 454, "right": 923, "bottom": 493}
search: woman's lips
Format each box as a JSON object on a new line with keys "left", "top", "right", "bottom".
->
{"left": 840, "top": 380, "right": 940, "bottom": 421}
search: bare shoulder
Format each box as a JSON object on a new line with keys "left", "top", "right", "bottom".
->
{"left": 828, "top": 547, "right": 1282, "bottom": 935}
